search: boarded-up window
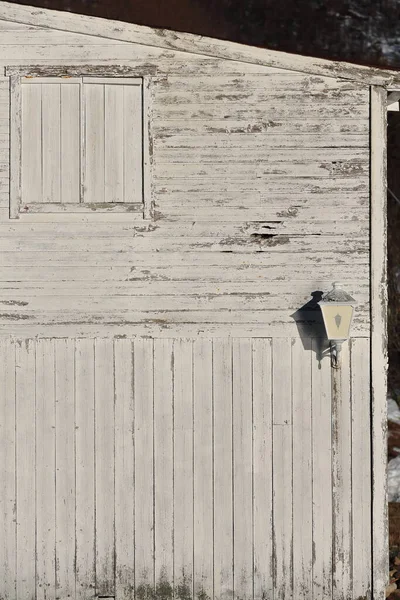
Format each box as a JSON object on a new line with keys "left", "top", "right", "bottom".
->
{"left": 11, "top": 76, "right": 148, "bottom": 218}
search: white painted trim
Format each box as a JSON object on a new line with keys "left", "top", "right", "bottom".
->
{"left": 82, "top": 76, "right": 142, "bottom": 85}
{"left": 5, "top": 65, "right": 158, "bottom": 78}
{"left": 9, "top": 74, "right": 21, "bottom": 219}
{"left": 8, "top": 72, "right": 150, "bottom": 219}
{"left": 0, "top": 1, "right": 399, "bottom": 85}
{"left": 17, "top": 202, "right": 144, "bottom": 213}
{"left": 370, "top": 85, "right": 388, "bottom": 600}
{"left": 21, "top": 76, "right": 81, "bottom": 84}
{"left": 143, "top": 76, "right": 152, "bottom": 220}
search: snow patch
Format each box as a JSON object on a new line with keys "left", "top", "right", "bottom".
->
{"left": 388, "top": 396, "right": 400, "bottom": 501}
{"left": 389, "top": 455, "right": 400, "bottom": 502}
{"left": 388, "top": 397, "right": 400, "bottom": 423}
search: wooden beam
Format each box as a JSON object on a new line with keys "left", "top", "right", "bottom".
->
{"left": 0, "top": 1, "right": 398, "bottom": 85}
{"left": 370, "top": 84, "right": 388, "bottom": 600}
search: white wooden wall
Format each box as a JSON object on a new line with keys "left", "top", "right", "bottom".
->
{"left": 0, "top": 19, "right": 369, "bottom": 339}
{"left": 0, "top": 336, "right": 371, "bottom": 600}
{"left": 0, "top": 17, "right": 374, "bottom": 600}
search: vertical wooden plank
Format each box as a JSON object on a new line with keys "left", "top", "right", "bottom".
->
{"left": 42, "top": 83, "right": 61, "bottom": 203}
{"left": 232, "top": 338, "right": 253, "bottom": 600}
{"left": 173, "top": 339, "right": 194, "bottom": 599}
{"left": 60, "top": 82, "right": 81, "bottom": 204}
{"left": 105, "top": 84, "right": 124, "bottom": 203}
{"left": 311, "top": 338, "right": 332, "bottom": 600}
{"left": 154, "top": 339, "right": 174, "bottom": 593}
{"left": 114, "top": 338, "right": 135, "bottom": 599}
{"left": 94, "top": 338, "right": 115, "bottom": 597}
{"left": 55, "top": 338, "right": 75, "bottom": 599}
{"left": 371, "top": 84, "right": 388, "bottom": 600}
{"left": 10, "top": 76, "right": 21, "bottom": 218}
{"left": 124, "top": 83, "right": 143, "bottom": 204}
{"left": 21, "top": 83, "right": 42, "bottom": 205}
{"left": 134, "top": 338, "right": 154, "bottom": 591}
{"left": 84, "top": 83, "right": 105, "bottom": 204}
{"left": 15, "top": 339, "right": 36, "bottom": 600}
{"left": 252, "top": 339, "right": 272, "bottom": 600}
{"left": 291, "top": 338, "right": 312, "bottom": 600}
{"left": 75, "top": 338, "right": 96, "bottom": 599}
{"left": 0, "top": 338, "right": 16, "bottom": 599}
{"left": 351, "top": 338, "right": 371, "bottom": 599}
{"left": 332, "top": 342, "right": 352, "bottom": 600}
{"left": 36, "top": 339, "right": 56, "bottom": 600}
{"left": 193, "top": 338, "right": 213, "bottom": 600}
{"left": 213, "top": 338, "right": 233, "bottom": 600}
{"left": 272, "top": 338, "right": 292, "bottom": 600}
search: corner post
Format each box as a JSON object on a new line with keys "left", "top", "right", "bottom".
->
{"left": 371, "top": 84, "right": 388, "bottom": 600}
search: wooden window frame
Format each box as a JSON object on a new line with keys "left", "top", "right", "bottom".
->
{"left": 8, "top": 67, "right": 153, "bottom": 221}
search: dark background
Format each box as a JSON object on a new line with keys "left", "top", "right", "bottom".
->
{"left": 8, "top": 0, "right": 400, "bottom": 69}
{"left": 6, "top": 0, "right": 400, "bottom": 387}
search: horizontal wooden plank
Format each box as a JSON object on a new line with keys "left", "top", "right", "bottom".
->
{"left": 154, "top": 147, "right": 369, "bottom": 163}
{"left": 0, "top": 249, "right": 369, "bottom": 267}
{"left": 0, "top": 209, "right": 151, "bottom": 223}
{"left": 155, "top": 89, "right": 368, "bottom": 105}
{"left": 152, "top": 215, "right": 368, "bottom": 232}
{"left": 0, "top": 195, "right": 370, "bottom": 223}
{"left": 0, "top": 293, "right": 370, "bottom": 311}
{"left": 0, "top": 58, "right": 288, "bottom": 77}
{"left": 0, "top": 263, "right": 369, "bottom": 282}
{"left": 165, "top": 221, "right": 367, "bottom": 235}
{"left": 0, "top": 211, "right": 369, "bottom": 234}
{"left": 154, "top": 161, "right": 368, "bottom": 179}
{"left": 154, "top": 103, "right": 368, "bottom": 120}
{"left": 0, "top": 194, "right": 370, "bottom": 214}
{"left": 154, "top": 133, "right": 369, "bottom": 149}
{"left": 153, "top": 119, "right": 369, "bottom": 135}
{"left": 0, "top": 280, "right": 369, "bottom": 297}
{"left": 0, "top": 308, "right": 369, "bottom": 328}
{"left": 154, "top": 191, "right": 369, "bottom": 206}
{"left": 0, "top": 44, "right": 272, "bottom": 62}
{"left": 0, "top": 322, "right": 371, "bottom": 339}
{"left": 0, "top": 235, "right": 369, "bottom": 253}
{"left": 155, "top": 74, "right": 367, "bottom": 92}
{"left": 154, "top": 178, "right": 369, "bottom": 194}
{"left": 19, "top": 202, "right": 143, "bottom": 214}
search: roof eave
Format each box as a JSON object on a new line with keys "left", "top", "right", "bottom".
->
{"left": 0, "top": 0, "right": 398, "bottom": 86}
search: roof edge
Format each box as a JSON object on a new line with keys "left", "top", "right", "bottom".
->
{"left": 0, "top": 0, "right": 399, "bottom": 85}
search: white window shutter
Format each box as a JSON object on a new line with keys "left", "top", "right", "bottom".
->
{"left": 14, "top": 76, "right": 145, "bottom": 217}
{"left": 60, "top": 83, "right": 81, "bottom": 204}
{"left": 83, "top": 81, "right": 105, "bottom": 205}
{"left": 21, "top": 82, "right": 42, "bottom": 205}
{"left": 123, "top": 83, "right": 143, "bottom": 204}
{"left": 83, "top": 79, "right": 143, "bottom": 205}
{"left": 21, "top": 79, "right": 81, "bottom": 207}
{"left": 105, "top": 83, "right": 124, "bottom": 203}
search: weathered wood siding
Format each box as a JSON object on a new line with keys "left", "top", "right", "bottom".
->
{"left": 0, "top": 19, "right": 369, "bottom": 338}
{"left": 0, "top": 336, "right": 372, "bottom": 600}
{"left": 0, "top": 18, "right": 374, "bottom": 600}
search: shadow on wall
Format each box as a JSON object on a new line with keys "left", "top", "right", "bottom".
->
{"left": 290, "top": 291, "right": 330, "bottom": 364}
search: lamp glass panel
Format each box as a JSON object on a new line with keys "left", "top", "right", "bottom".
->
{"left": 320, "top": 304, "right": 354, "bottom": 340}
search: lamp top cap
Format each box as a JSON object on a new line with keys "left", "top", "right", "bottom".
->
{"left": 320, "top": 282, "right": 356, "bottom": 304}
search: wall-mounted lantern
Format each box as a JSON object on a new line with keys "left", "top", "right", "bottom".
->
{"left": 318, "top": 282, "right": 356, "bottom": 368}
